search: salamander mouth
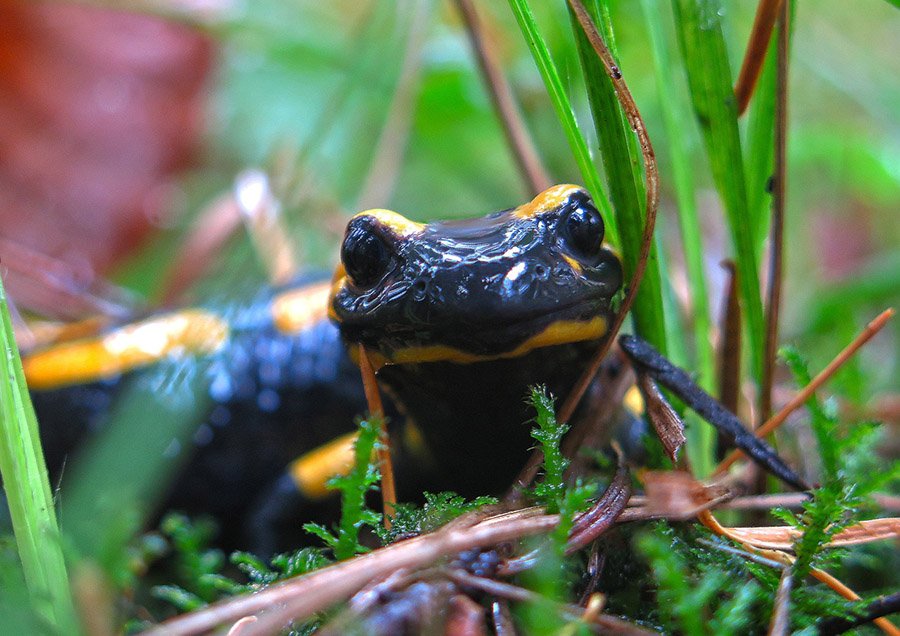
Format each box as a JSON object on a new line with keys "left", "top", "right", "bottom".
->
{"left": 359, "top": 296, "right": 612, "bottom": 365}
{"left": 465, "top": 297, "right": 604, "bottom": 334}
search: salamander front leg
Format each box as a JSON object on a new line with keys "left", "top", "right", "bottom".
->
{"left": 243, "top": 432, "right": 358, "bottom": 555}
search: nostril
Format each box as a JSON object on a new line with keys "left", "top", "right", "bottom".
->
{"left": 411, "top": 278, "right": 429, "bottom": 301}
{"left": 534, "top": 264, "right": 547, "bottom": 277}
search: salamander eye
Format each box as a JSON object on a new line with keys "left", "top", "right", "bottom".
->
{"left": 341, "top": 223, "right": 391, "bottom": 288}
{"left": 559, "top": 199, "right": 605, "bottom": 262}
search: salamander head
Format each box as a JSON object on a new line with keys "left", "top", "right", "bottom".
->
{"left": 329, "top": 185, "right": 623, "bottom": 365}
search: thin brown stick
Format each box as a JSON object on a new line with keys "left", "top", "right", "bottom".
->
{"left": 356, "top": 0, "right": 430, "bottom": 210}
{"left": 717, "top": 492, "right": 900, "bottom": 512}
{"left": 143, "top": 510, "right": 560, "bottom": 636}
{"left": 454, "top": 0, "right": 550, "bottom": 196}
{"left": 359, "top": 346, "right": 396, "bottom": 527}
{"left": 512, "top": 0, "right": 659, "bottom": 494}
{"left": 446, "top": 571, "right": 656, "bottom": 635}
{"left": 767, "top": 566, "right": 793, "bottom": 636}
{"left": 559, "top": 0, "right": 659, "bottom": 431}
{"left": 700, "top": 510, "right": 900, "bottom": 636}
{"left": 809, "top": 569, "right": 900, "bottom": 636}
{"left": 718, "top": 260, "right": 742, "bottom": 416}
{"left": 734, "top": 0, "right": 784, "bottom": 116}
{"left": 760, "top": 2, "right": 790, "bottom": 423}
{"left": 714, "top": 308, "right": 894, "bottom": 475}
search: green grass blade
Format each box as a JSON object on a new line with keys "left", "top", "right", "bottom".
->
{"left": 506, "top": 0, "right": 619, "bottom": 247}
{"left": 570, "top": 0, "right": 668, "bottom": 354}
{"left": 640, "top": 0, "right": 715, "bottom": 473}
{"left": 671, "top": 0, "right": 766, "bottom": 383}
{"left": 0, "top": 279, "right": 76, "bottom": 630}
{"left": 744, "top": 36, "right": 777, "bottom": 258}
{"left": 639, "top": 0, "right": 714, "bottom": 380}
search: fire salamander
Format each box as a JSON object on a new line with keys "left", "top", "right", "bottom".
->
{"left": 21, "top": 184, "right": 622, "bottom": 554}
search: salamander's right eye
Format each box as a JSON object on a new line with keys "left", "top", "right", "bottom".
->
{"left": 341, "top": 222, "right": 392, "bottom": 289}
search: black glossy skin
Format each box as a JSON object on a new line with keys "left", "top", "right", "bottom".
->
{"left": 333, "top": 188, "right": 621, "bottom": 358}
{"left": 29, "top": 279, "right": 369, "bottom": 553}
{"left": 333, "top": 186, "right": 622, "bottom": 496}
{"left": 24, "top": 185, "right": 623, "bottom": 553}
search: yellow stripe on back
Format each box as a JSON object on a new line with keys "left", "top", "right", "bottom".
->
{"left": 23, "top": 310, "right": 229, "bottom": 390}
{"left": 271, "top": 281, "right": 331, "bottom": 334}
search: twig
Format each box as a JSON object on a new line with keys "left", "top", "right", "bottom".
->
{"left": 143, "top": 510, "right": 560, "bottom": 636}
{"left": 559, "top": 0, "right": 659, "bottom": 429}
{"left": 734, "top": 0, "right": 784, "bottom": 115}
{"left": 767, "top": 566, "right": 793, "bottom": 636}
{"left": 446, "top": 570, "right": 656, "bottom": 635}
{"left": 356, "top": 0, "right": 430, "bottom": 210}
{"left": 620, "top": 335, "right": 808, "bottom": 491}
{"left": 454, "top": 0, "right": 550, "bottom": 196}
{"left": 715, "top": 308, "right": 895, "bottom": 475}
{"left": 817, "top": 591, "right": 900, "bottom": 635}
{"left": 566, "top": 460, "right": 631, "bottom": 553}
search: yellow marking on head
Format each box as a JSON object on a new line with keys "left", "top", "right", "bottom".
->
{"left": 271, "top": 281, "right": 331, "bottom": 334}
{"left": 354, "top": 209, "right": 424, "bottom": 238}
{"left": 288, "top": 431, "right": 361, "bottom": 499}
{"left": 512, "top": 184, "right": 584, "bottom": 219}
{"left": 23, "top": 310, "right": 229, "bottom": 390}
{"left": 369, "top": 316, "right": 608, "bottom": 366}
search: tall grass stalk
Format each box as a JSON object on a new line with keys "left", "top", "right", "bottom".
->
{"left": 640, "top": 0, "right": 716, "bottom": 473}
{"left": 671, "top": 0, "right": 767, "bottom": 383}
{"left": 0, "top": 278, "right": 76, "bottom": 630}
{"left": 570, "top": 0, "right": 668, "bottom": 354}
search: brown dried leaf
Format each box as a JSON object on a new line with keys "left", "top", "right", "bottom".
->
{"left": 640, "top": 470, "right": 729, "bottom": 520}
{"left": 0, "top": 0, "right": 211, "bottom": 313}
{"left": 637, "top": 373, "right": 686, "bottom": 463}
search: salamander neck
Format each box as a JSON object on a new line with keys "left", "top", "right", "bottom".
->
{"left": 377, "top": 340, "right": 598, "bottom": 496}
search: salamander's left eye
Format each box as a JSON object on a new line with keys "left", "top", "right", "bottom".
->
{"left": 559, "top": 199, "right": 605, "bottom": 263}
{"left": 341, "top": 223, "right": 391, "bottom": 289}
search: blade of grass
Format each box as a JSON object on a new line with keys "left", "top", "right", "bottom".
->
{"left": 0, "top": 278, "right": 76, "bottom": 630}
{"left": 640, "top": 0, "right": 713, "bottom": 383}
{"left": 671, "top": 0, "right": 766, "bottom": 384}
{"left": 506, "top": 0, "right": 619, "bottom": 247}
{"left": 744, "top": 33, "right": 776, "bottom": 256}
{"left": 640, "top": 0, "right": 716, "bottom": 474}
{"left": 570, "top": 0, "right": 667, "bottom": 355}
{"left": 760, "top": 3, "right": 791, "bottom": 422}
